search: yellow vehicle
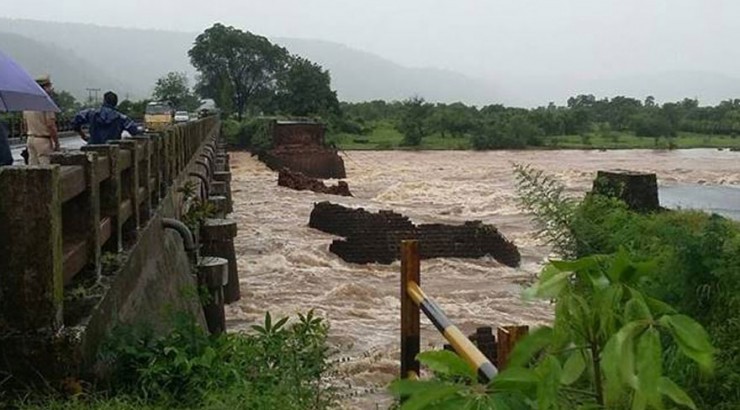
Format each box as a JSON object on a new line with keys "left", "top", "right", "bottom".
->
{"left": 144, "top": 101, "right": 174, "bottom": 132}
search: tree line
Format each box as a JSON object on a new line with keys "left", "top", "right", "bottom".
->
{"left": 334, "top": 95, "right": 740, "bottom": 149}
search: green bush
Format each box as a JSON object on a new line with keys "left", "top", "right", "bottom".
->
{"left": 17, "top": 311, "right": 335, "bottom": 410}
{"left": 571, "top": 196, "right": 740, "bottom": 408}
{"left": 220, "top": 118, "right": 274, "bottom": 153}
{"left": 513, "top": 165, "right": 740, "bottom": 408}
{"left": 392, "top": 252, "right": 715, "bottom": 409}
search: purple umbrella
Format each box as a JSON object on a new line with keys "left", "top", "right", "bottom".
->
{"left": 0, "top": 49, "right": 59, "bottom": 112}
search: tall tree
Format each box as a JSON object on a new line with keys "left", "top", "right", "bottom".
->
{"left": 153, "top": 72, "right": 199, "bottom": 111}
{"left": 50, "top": 90, "right": 79, "bottom": 114}
{"left": 189, "top": 23, "right": 289, "bottom": 120}
{"left": 397, "top": 96, "right": 432, "bottom": 146}
{"left": 275, "top": 56, "right": 339, "bottom": 116}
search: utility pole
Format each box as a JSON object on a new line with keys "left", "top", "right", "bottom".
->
{"left": 85, "top": 88, "right": 101, "bottom": 106}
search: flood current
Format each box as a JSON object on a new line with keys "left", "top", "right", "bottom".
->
{"left": 225, "top": 148, "right": 739, "bottom": 408}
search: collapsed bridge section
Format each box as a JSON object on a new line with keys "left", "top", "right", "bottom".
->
{"left": 308, "top": 201, "right": 520, "bottom": 267}
{"left": 258, "top": 120, "right": 346, "bottom": 179}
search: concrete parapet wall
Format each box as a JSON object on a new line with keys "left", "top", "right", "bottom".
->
{"left": 0, "top": 117, "right": 222, "bottom": 384}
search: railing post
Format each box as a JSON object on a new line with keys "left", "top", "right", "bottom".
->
{"left": 132, "top": 136, "right": 153, "bottom": 223}
{"left": 400, "top": 240, "right": 420, "bottom": 379}
{"left": 82, "top": 145, "right": 122, "bottom": 252}
{"left": 0, "top": 166, "right": 64, "bottom": 332}
{"left": 50, "top": 151, "right": 101, "bottom": 280}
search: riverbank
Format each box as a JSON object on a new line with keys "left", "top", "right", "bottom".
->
{"left": 328, "top": 121, "right": 740, "bottom": 151}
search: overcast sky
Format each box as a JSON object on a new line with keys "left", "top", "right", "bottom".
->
{"left": 3, "top": 0, "right": 739, "bottom": 100}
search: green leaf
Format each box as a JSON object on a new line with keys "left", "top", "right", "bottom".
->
{"left": 560, "top": 351, "right": 586, "bottom": 385}
{"left": 506, "top": 326, "right": 553, "bottom": 368}
{"left": 492, "top": 366, "right": 538, "bottom": 395}
{"left": 523, "top": 270, "right": 571, "bottom": 300}
{"left": 659, "top": 315, "right": 715, "bottom": 372}
{"left": 401, "top": 384, "right": 464, "bottom": 410}
{"left": 602, "top": 321, "right": 644, "bottom": 402}
{"left": 264, "top": 311, "right": 272, "bottom": 331}
{"left": 631, "top": 390, "right": 647, "bottom": 410}
{"left": 535, "top": 355, "right": 561, "bottom": 410}
{"left": 625, "top": 293, "right": 652, "bottom": 322}
{"left": 273, "top": 316, "right": 289, "bottom": 331}
{"left": 644, "top": 296, "right": 676, "bottom": 316}
{"left": 635, "top": 327, "right": 662, "bottom": 408}
{"left": 605, "top": 248, "right": 631, "bottom": 283}
{"left": 417, "top": 350, "right": 476, "bottom": 381}
{"left": 657, "top": 377, "right": 697, "bottom": 409}
{"left": 550, "top": 255, "right": 602, "bottom": 273}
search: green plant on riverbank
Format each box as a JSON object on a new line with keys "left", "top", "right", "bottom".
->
{"left": 392, "top": 252, "right": 714, "bottom": 409}
{"left": 14, "top": 310, "right": 335, "bottom": 410}
{"left": 515, "top": 166, "right": 740, "bottom": 408}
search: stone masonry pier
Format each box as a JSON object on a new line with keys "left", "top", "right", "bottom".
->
{"left": 258, "top": 120, "right": 346, "bottom": 179}
{"left": 308, "top": 201, "right": 521, "bottom": 267}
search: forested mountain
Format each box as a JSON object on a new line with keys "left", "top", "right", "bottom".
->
{"left": 0, "top": 18, "right": 503, "bottom": 104}
{"left": 2, "top": 17, "right": 739, "bottom": 106}
{"left": 0, "top": 31, "right": 132, "bottom": 101}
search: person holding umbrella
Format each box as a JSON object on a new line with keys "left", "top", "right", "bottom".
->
{"left": 23, "top": 75, "right": 58, "bottom": 164}
{"left": 0, "top": 117, "right": 11, "bottom": 166}
{"left": 0, "top": 50, "right": 59, "bottom": 165}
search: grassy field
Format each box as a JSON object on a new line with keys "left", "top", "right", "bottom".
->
{"left": 328, "top": 122, "right": 740, "bottom": 150}
{"left": 550, "top": 131, "right": 740, "bottom": 150}
{"left": 329, "top": 121, "right": 471, "bottom": 150}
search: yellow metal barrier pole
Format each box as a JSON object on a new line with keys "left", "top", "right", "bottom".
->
{"left": 407, "top": 281, "right": 498, "bottom": 382}
{"left": 400, "top": 240, "right": 421, "bottom": 380}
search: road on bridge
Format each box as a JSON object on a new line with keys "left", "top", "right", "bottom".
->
{"left": 11, "top": 132, "right": 91, "bottom": 164}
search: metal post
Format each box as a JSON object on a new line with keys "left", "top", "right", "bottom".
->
{"left": 497, "top": 325, "right": 529, "bottom": 370}
{"left": 400, "top": 240, "right": 420, "bottom": 379}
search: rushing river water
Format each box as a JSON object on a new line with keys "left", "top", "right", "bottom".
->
{"left": 225, "top": 149, "right": 739, "bottom": 408}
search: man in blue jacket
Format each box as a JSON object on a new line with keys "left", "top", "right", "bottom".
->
{"left": 72, "top": 91, "right": 141, "bottom": 144}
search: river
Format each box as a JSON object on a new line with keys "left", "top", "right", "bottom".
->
{"left": 225, "top": 149, "right": 739, "bottom": 408}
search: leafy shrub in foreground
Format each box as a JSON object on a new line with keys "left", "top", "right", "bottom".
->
{"left": 18, "top": 311, "right": 335, "bottom": 410}
{"left": 392, "top": 252, "right": 715, "bottom": 409}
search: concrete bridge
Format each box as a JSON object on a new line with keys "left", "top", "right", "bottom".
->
{"left": 0, "top": 117, "right": 239, "bottom": 384}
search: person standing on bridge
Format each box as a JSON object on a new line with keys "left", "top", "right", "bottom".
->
{"left": 22, "top": 75, "right": 59, "bottom": 164}
{"left": 72, "top": 91, "right": 141, "bottom": 144}
{"left": 0, "top": 119, "right": 12, "bottom": 166}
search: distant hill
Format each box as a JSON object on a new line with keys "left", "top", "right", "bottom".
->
{"left": 0, "top": 31, "right": 132, "bottom": 102}
{"left": 273, "top": 38, "right": 506, "bottom": 104}
{"left": 581, "top": 71, "right": 740, "bottom": 105}
{"left": 0, "top": 18, "right": 195, "bottom": 100}
{"left": 0, "top": 18, "right": 504, "bottom": 105}
{"left": 2, "top": 18, "right": 737, "bottom": 107}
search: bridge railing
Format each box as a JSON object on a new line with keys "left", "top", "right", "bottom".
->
{"left": 400, "top": 240, "right": 528, "bottom": 382}
{"left": 0, "top": 117, "right": 220, "bottom": 333}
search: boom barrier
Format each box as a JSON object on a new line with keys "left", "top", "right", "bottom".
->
{"left": 400, "top": 240, "right": 528, "bottom": 383}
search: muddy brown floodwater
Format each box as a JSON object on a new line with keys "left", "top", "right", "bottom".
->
{"left": 224, "top": 149, "right": 739, "bottom": 409}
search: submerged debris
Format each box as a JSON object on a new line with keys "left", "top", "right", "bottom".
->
{"left": 278, "top": 168, "right": 352, "bottom": 197}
